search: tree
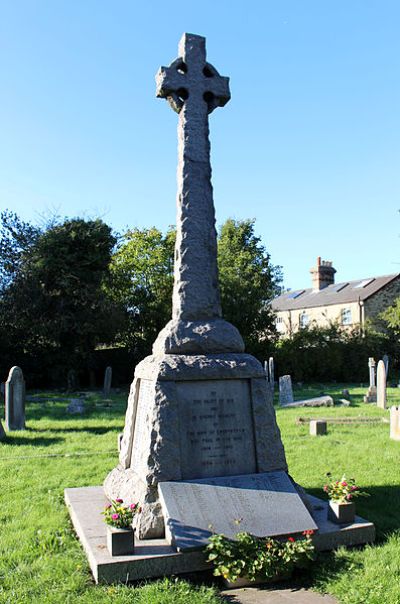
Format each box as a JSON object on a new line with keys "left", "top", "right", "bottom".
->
{"left": 109, "top": 226, "right": 175, "bottom": 358}
{"left": 0, "top": 215, "right": 120, "bottom": 384}
{"left": 0, "top": 210, "right": 40, "bottom": 291}
{"left": 110, "top": 219, "right": 282, "bottom": 358}
{"left": 218, "top": 218, "right": 282, "bottom": 355}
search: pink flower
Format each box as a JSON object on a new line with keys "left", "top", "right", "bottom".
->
{"left": 105, "top": 504, "right": 111, "bottom": 510}
{"left": 115, "top": 498, "right": 123, "bottom": 503}
{"left": 130, "top": 503, "right": 137, "bottom": 510}
{"left": 341, "top": 481, "right": 347, "bottom": 487}
{"left": 111, "top": 513, "right": 119, "bottom": 520}
{"left": 351, "top": 485, "right": 358, "bottom": 491}
{"left": 288, "top": 537, "right": 295, "bottom": 542}
{"left": 323, "top": 485, "right": 328, "bottom": 492}
{"left": 346, "top": 495, "right": 352, "bottom": 500}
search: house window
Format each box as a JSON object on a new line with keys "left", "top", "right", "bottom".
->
{"left": 341, "top": 308, "right": 352, "bottom": 325}
{"left": 299, "top": 312, "right": 309, "bottom": 328}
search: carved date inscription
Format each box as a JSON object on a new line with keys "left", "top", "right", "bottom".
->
{"left": 177, "top": 379, "right": 256, "bottom": 479}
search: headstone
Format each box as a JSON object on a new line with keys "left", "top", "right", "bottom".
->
{"left": 5, "top": 366, "right": 26, "bottom": 431}
{"left": 67, "top": 398, "right": 85, "bottom": 414}
{"left": 104, "top": 34, "right": 292, "bottom": 540}
{"left": 364, "top": 357, "right": 377, "bottom": 403}
{"left": 103, "top": 366, "right": 112, "bottom": 398}
{"left": 67, "top": 369, "right": 77, "bottom": 392}
{"left": 383, "top": 354, "right": 389, "bottom": 377}
{"left": 279, "top": 375, "right": 294, "bottom": 406}
{"left": 282, "top": 395, "right": 334, "bottom": 408}
{"left": 309, "top": 420, "right": 327, "bottom": 436}
{"left": 158, "top": 471, "right": 317, "bottom": 551}
{"left": 390, "top": 406, "right": 400, "bottom": 441}
{"left": 268, "top": 357, "right": 274, "bottom": 390}
{"left": 377, "top": 360, "right": 387, "bottom": 409}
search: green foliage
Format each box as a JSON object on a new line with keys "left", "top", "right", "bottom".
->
{"left": 0, "top": 210, "right": 40, "bottom": 291}
{"left": 271, "top": 324, "right": 398, "bottom": 382}
{"left": 110, "top": 218, "right": 282, "bottom": 359}
{"left": 218, "top": 218, "right": 282, "bottom": 355}
{"left": 0, "top": 215, "right": 121, "bottom": 385}
{"left": 381, "top": 298, "right": 400, "bottom": 334}
{"left": 207, "top": 530, "right": 315, "bottom": 582}
{"left": 109, "top": 226, "right": 175, "bottom": 358}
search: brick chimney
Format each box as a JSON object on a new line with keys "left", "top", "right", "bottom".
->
{"left": 310, "top": 257, "right": 336, "bottom": 291}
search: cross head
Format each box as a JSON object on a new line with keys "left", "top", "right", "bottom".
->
{"left": 156, "top": 33, "right": 230, "bottom": 114}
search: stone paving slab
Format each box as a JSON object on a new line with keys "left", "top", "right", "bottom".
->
{"left": 220, "top": 587, "right": 337, "bottom": 603}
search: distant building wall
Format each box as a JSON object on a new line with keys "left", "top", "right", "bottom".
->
{"left": 276, "top": 301, "right": 361, "bottom": 335}
{"left": 364, "top": 277, "right": 400, "bottom": 321}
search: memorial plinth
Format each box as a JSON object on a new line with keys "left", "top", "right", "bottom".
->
{"left": 104, "top": 33, "right": 289, "bottom": 539}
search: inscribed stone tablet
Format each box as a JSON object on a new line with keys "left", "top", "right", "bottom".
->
{"left": 158, "top": 471, "right": 318, "bottom": 551}
{"left": 177, "top": 379, "right": 256, "bottom": 479}
{"left": 130, "top": 379, "right": 154, "bottom": 473}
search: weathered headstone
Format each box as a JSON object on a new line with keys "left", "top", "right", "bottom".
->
{"left": 5, "top": 366, "right": 26, "bottom": 431}
{"left": 268, "top": 357, "right": 274, "bottom": 390}
{"left": 364, "top": 357, "right": 377, "bottom": 403}
{"left": 383, "top": 354, "right": 389, "bottom": 377}
{"left": 390, "top": 406, "right": 400, "bottom": 441}
{"left": 279, "top": 375, "right": 294, "bottom": 406}
{"left": 309, "top": 420, "right": 327, "bottom": 436}
{"left": 103, "top": 366, "right": 112, "bottom": 398}
{"left": 104, "top": 34, "right": 292, "bottom": 541}
{"left": 283, "top": 395, "right": 334, "bottom": 408}
{"left": 67, "top": 369, "right": 77, "bottom": 392}
{"left": 376, "top": 360, "right": 387, "bottom": 409}
{"left": 67, "top": 398, "right": 85, "bottom": 414}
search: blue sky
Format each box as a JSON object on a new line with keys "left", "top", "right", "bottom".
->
{"left": 1, "top": 1, "right": 399, "bottom": 289}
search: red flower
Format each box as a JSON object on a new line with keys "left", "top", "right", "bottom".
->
{"left": 288, "top": 537, "right": 295, "bottom": 542}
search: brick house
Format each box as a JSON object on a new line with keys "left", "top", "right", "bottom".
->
{"left": 272, "top": 257, "right": 400, "bottom": 336}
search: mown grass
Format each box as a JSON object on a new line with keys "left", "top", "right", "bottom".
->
{"left": 0, "top": 384, "right": 399, "bottom": 603}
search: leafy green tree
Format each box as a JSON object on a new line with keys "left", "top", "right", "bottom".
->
{"left": 110, "top": 219, "right": 282, "bottom": 358}
{"left": 109, "top": 226, "right": 175, "bottom": 358}
{"left": 0, "top": 216, "right": 120, "bottom": 384}
{"left": 381, "top": 300, "right": 400, "bottom": 334}
{"left": 218, "top": 218, "right": 283, "bottom": 355}
{"left": 0, "top": 210, "right": 40, "bottom": 291}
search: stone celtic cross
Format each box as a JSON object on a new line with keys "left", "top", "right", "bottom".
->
{"left": 155, "top": 33, "right": 243, "bottom": 354}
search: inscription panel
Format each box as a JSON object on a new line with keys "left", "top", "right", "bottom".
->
{"left": 177, "top": 379, "right": 256, "bottom": 479}
{"left": 130, "top": 379, "right": 154, "bottom": 474}
{"left": 159, "top": 471, "right": 318, "bottom": 551}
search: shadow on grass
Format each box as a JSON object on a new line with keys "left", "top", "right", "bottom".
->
{"left": 1, "top": 433, "right": 64, "bottom": 447}
{"left": 32, "top": 425, "right": 115, "bottom": 435}
{"left": 306, "top": 485, "right": 400, "bottom": 541}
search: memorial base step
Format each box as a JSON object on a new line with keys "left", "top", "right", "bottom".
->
{"left": 65, "top": 486, "right": 375, "bottom": 584}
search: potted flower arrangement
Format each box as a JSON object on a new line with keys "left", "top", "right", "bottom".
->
{"left": 102, "top": 498, "right": 141, "bottom": 556}
{"left": 206, "top": 530, "right": 315, "bottom": 588}
{"left": 323, "top": 473, "right": 367, "bottom": 524}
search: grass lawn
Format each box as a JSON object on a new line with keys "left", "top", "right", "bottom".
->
{"left": 0, "top": 383, "right": 399, "bottom": 603}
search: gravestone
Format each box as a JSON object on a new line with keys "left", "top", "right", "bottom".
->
{"left": 103, "top": 366, "right": 112, "bottom": 398}
{"left": 67, "top": 398, "right": 85, "bottom": 414}
{"left": 377, "top": 360, "right": 387, "bottom": 409}
{"left": 104, "top": 33, "right": 292, "bottom": 540}
{"left": 5, "top": 366, "right": 26, "bottom": 431}
{"left": 390, "top": 406, "right": 400, "bottom": 441}
{"left": 269, "top": 357, "right": 275, "bottom": 391}
{"left": 279, "top": 375, "right": 294, "bottom": 406}
{"left": 364, "top": 357, "right": 377, "bottom": 403}
{"left": 383, "top": 354, "right": 389, "bottom": 377}
{"left": 67, "top": 369, "right": 77, "bottom": 392}
{"left": 309, "top": 420, "right": 327, "bottom": 436}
